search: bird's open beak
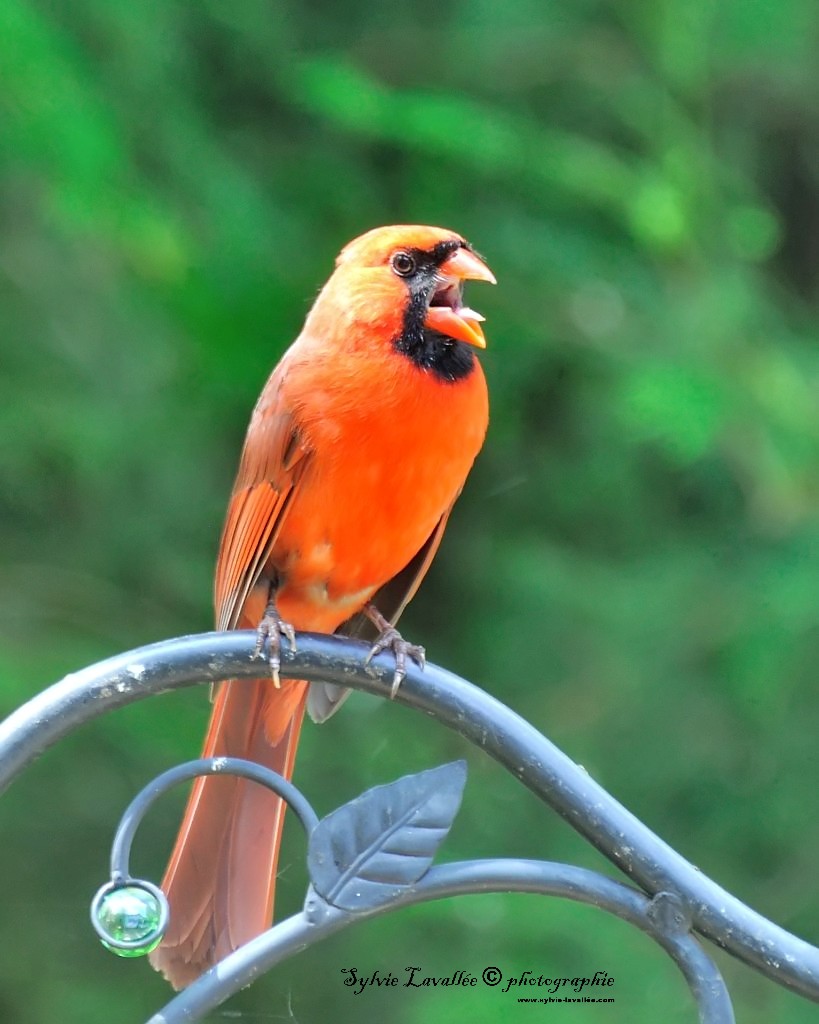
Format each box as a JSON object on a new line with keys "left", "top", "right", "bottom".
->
{"left": 424, "top": 248, "right": 496, "bottom": 349}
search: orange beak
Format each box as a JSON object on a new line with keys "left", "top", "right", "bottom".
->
{"left": 423, "top": 248, "right": 496, "bottom": 349}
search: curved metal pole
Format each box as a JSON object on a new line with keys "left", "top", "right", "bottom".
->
{"left": 90, "top": 757, "right": 323, "bottom": 955}
{"left": 0, "top": 631, "right": 816, "bottom": 999}
{"left": 107, "top": 757, "right": 320, "bottom": 882}
{"left": 147, "top": 860, "right": 734, "bottom": 1024}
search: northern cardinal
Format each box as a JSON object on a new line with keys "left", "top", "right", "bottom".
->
{"left": 149, "top": 225, "right": 494, "bottom": 988}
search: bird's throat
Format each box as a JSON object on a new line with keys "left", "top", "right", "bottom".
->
{"left": 393, "top": 328, "right": 476, "bottom": 382}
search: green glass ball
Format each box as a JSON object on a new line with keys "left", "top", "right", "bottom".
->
{"left": 95, "top": 885, "right": 163, "bottom": 957}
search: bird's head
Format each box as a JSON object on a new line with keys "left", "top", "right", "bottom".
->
{"left": 308, "top": 226, "right": 495, "bottom": 378}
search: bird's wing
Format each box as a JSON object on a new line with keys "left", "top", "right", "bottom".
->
{"left": 363, "top": 499, "right": 456, "bottom": 629}
{"left": 307, "top": 500, "right": 456, "bottom": 723}
{"left": 214, "top": 384, "right": 312, "bottom": 633}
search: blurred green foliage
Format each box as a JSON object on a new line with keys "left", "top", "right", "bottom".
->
{"left": 1, "top": 1, "right": 818, "bottom": 1021}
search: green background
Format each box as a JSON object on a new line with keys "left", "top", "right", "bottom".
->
{"left": 1, "top": 1, "right": 818, "bottom": 1021}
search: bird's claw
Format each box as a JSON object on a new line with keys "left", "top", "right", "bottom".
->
{"left": 253, "top": 608, "right": 297, "bottom": 686}
{"left": 365, "top": 627, "right": 426, "bottom": 698}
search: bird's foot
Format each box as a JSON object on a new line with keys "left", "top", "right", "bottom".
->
{"left": 363, "top": 603, "right": 426, "bottom": 698}
{"left": 253, "top": 602, "right": 297, "bottom": 686}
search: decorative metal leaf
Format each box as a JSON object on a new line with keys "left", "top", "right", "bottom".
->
{"left": 307, "top": 761, "right": 467, "bottom": 911}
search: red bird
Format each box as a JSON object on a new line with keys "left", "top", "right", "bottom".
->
{"left": 149, "top": 225, "right": 494, "bottom": 988}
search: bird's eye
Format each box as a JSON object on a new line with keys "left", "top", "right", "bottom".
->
{"left": 391, "top": 251, "right": 416, "bottom": 277}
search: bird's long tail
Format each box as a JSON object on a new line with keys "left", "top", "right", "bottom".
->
{"left": 148, "top": 677, "right": 308, "bottom": 989}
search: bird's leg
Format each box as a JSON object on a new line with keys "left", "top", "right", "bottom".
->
{"left": 363, "top": 603, "right": 426, "bottom": 698}
{"left": 252, "top": 582, "right": 297, "bottom": 687}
